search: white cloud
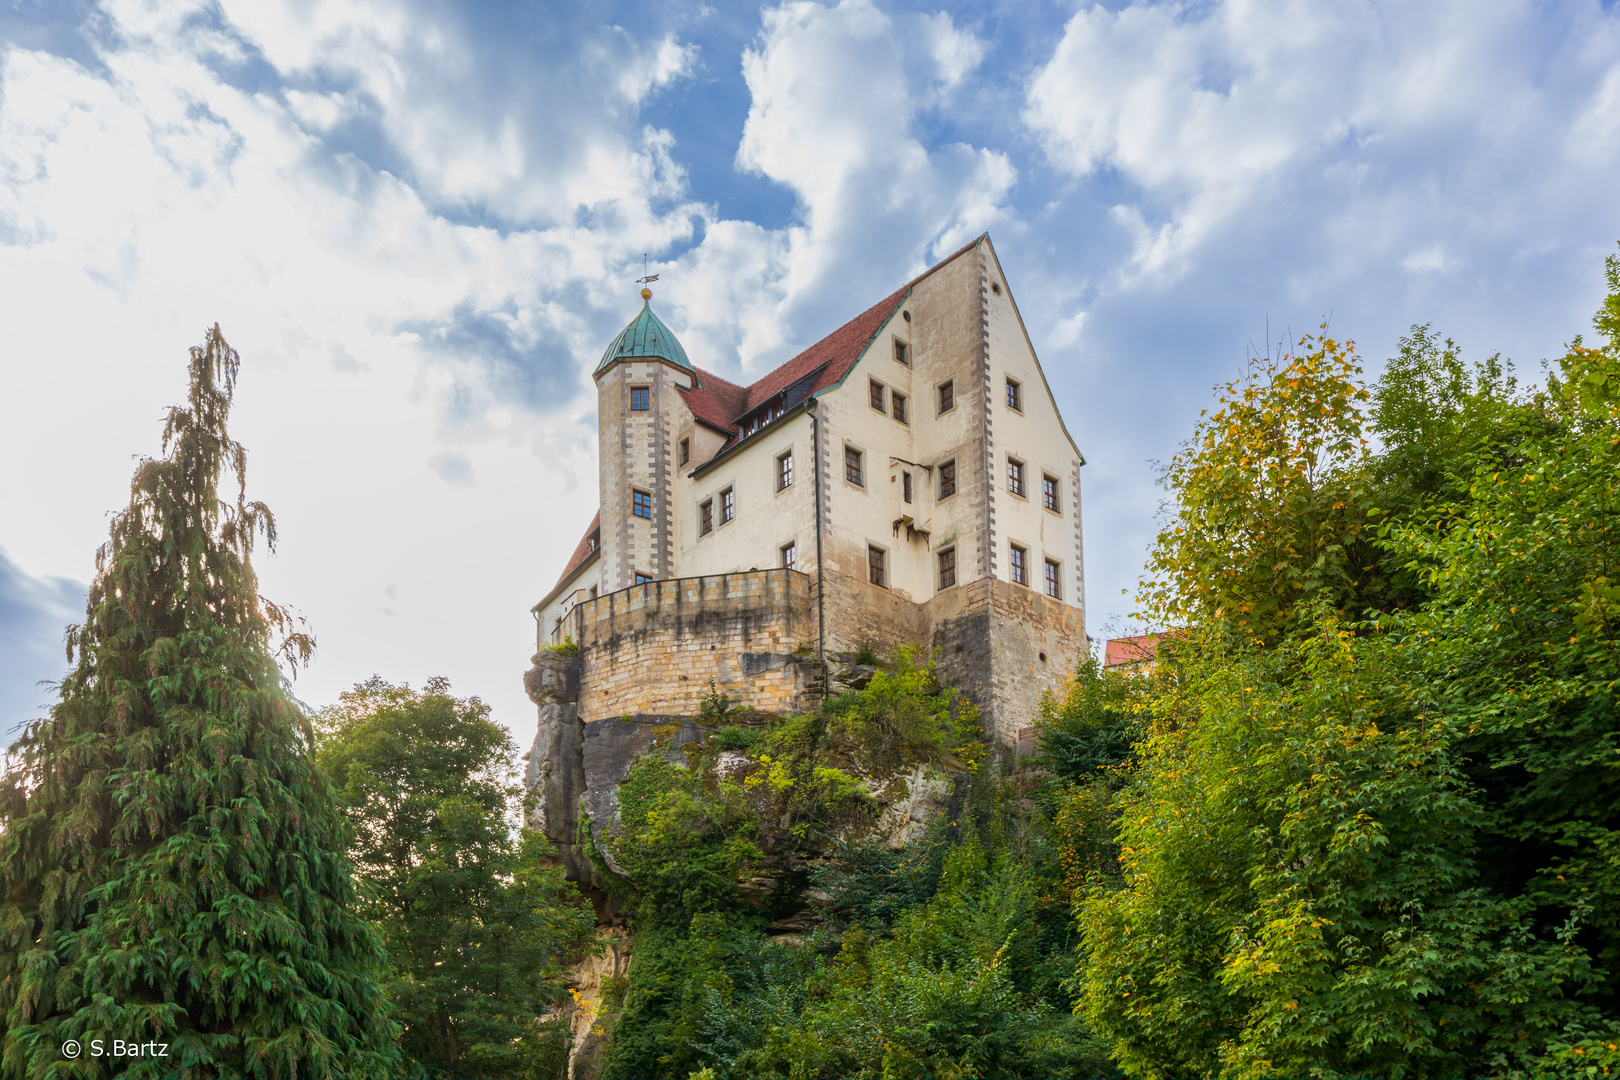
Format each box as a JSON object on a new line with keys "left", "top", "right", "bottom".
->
{"left": 217, "top": 0, "right": 700, "bottom": 226}
{"left": 688, "top": 0, "right": 1014, "bottom": 374}
{"left": 0, "top": 0, "right": 706, "bottom": 748}
{"left": 1025, "top": 0, "right": 1620, "bottom": 283}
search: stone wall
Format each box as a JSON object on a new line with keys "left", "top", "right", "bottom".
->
{"left": 919, "top": 576, "right": 1083, "bottom": 750}
{"left": 979, "top": 578, "right": 1085, "bottom": 750}
{"left": 568, "top": 568, "right": 821, "bottom": 721}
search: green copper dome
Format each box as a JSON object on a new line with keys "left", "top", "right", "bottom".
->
{"left": 597, "top": 292, "right": 691, "bottom": 373}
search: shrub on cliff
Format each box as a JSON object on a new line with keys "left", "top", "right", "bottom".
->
{"left": 317, "top": 677, "right": 596, "bottom": 1079}
{"left": 0, "top": 327, "right": 397, "bottom": 1079}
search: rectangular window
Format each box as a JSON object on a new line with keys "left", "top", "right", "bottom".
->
{"left": 845, "top": 446, "right": 864, "bottom": 486}
{"left": 938, "top": 547, "right": 956, "bottom": 589}
{"left": 869, "top": 380, "right": 886, "bottom": 413}
{"left": 902, "top": 471, "right": 912, "bottom": 503}
{"left": 781, "top": 542, "right": 797, "bottom": 570}
{"left": 630, "top": 386, "right": 649, "bottom": 411}
{"left": 699, "top": 499, "right": 713, "bottom": 535}
{"left": 1043, "top": 474, "right": 1060, "bottom": 512}
{"left": 679, "top": 437, "right": 690, "bottom": 465}
{"left": 939, "top": 459, "right": 957, "bottom": 498}
{"left": 777, "top": 450, "right": 793, "bottom": 490}
{"left": 1010, "top": 544, "right": 1028, "bottom": 586}
{"left": 1044, "top": 559, "right": 1061, "bottom": 599}
{"left": 1008, "top": 458, "right": 1026, "bottom": 497}
{"left": 938, "top": 380, "right": 954, "bottom": 413}
{"left": 632, "top": 489, "right": 653, "bottom": 519}
{"left": 868, "top": 545, "right": 887, "bottom": 588}
{"left": 894, "top": 338, "right": 910, "bottom": 365}
{"left": 892, "top": 391, "right": 908, "bottom": 424}
{"left": 720, "top": 486, "right": 735, "bottom": 524}
{"left": 590, "top": 585, "right": 598, "bottom": 599}
{"left": 1006, "top": 377, "right": 1022, "bottom": 411}
{"left": 635, "top": 572, "right": 653, "bottom": 585}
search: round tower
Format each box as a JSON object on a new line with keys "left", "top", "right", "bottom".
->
{"left": 593, "top": 287, "right": 694, "bottom": 592}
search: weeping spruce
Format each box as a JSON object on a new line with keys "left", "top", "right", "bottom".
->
{"left": 0, "top": 327, "right": 397, "bottom": 1078}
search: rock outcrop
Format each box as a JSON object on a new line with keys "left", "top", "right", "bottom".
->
{"left": 523, "top": 650, "right": 706, "bottom": 909}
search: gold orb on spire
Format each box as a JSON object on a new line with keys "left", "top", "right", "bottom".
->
{"left": 640, "top": 286, "right": 653, "bottom": 302}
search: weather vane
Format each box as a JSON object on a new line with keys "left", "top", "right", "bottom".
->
{"left": 635, "top": 252, "right": 658, "bottom": 286}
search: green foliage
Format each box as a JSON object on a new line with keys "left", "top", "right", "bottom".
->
{"left": 317, "top": 677, "right": 596, "bottom": 1079}
{"left": 606, "top": 816, "right": 1116, "bottom": 1080}
{"left": 1036, "top": 651, "right": 1141, "bottom": 785}
{"left": 822, "top": 647, "right": 986, "bottom": 773}
{"left": 811, "top": 824, "right": 953, "bottom": 929}
{"left": 608, "top": 755, "right": 762, "bottom": 920}
{"left": 0, "top": 326, "right": 397, "bottom": 1078}
{"left": 597, "top": 650, "right": 1122, "bottom": 1078}
{"left": 542, "top": 637, "right": 579, "bottom": 656}
{"left": 732, "top": 833, "right": 1117, "bottom": 1079}
{"left": 1071, "top": 247, "right": 1620, "bottom": 1077}
{"left": 1142, "top": 330, "right": 1372, "bottom": 646}
{"left": 712, "top": 724, "right": 760, "bottom": 752}
{"left": 1077, "top": 627, "right": 1610, "bottom": 1078}
{"left": 700, "top": 678, "right": 734, "bottom": 724}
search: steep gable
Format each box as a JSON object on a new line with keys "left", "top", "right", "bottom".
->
{"left": 679, "top": 236, "right": 985, "bottom": 462}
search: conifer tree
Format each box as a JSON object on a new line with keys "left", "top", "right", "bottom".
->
{"left": 0, "top": 327, "right": 398, "bottom": 1079}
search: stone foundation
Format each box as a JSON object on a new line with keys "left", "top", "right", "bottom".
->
{"left": 567, "top": 569, "right": 822, "bottom": 721}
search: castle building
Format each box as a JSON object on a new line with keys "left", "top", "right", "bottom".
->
{"left": 532, "top": 234, "right": 1085, "bottom": 746}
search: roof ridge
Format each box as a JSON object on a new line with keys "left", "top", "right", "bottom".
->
{"left": 734, "top": 234, "right": 983, "bottom": 403}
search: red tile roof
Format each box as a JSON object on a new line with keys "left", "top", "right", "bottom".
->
{"left": 1103, "top": 633, "right": 1165, "bottom": 669}
{"left": 677, "top": 368, "right": 748, "bottom": 435}
{"left": 550, "top": 510, "right": 600, "bottom": 594}
{"left": 680, "top": 236, "right": 983, "bottom": 454}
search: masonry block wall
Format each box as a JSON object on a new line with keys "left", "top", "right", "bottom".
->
{"left": 980, "top": 578, "right": 1084, "bottom": 748}
{"left": 569, "top": 569, "right": 818, "bottom": 721}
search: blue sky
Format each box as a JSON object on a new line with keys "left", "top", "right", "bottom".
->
{"left": 3, "top": 0, "right": 1619, "bottom": 747}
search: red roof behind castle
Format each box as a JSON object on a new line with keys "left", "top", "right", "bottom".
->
{"left": 1103, "top": 633, "right": 1165, "bottom": 669}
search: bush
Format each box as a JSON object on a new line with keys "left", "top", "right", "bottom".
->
{"left": 713, "top": 724, "right": 760, "bottom": 751}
